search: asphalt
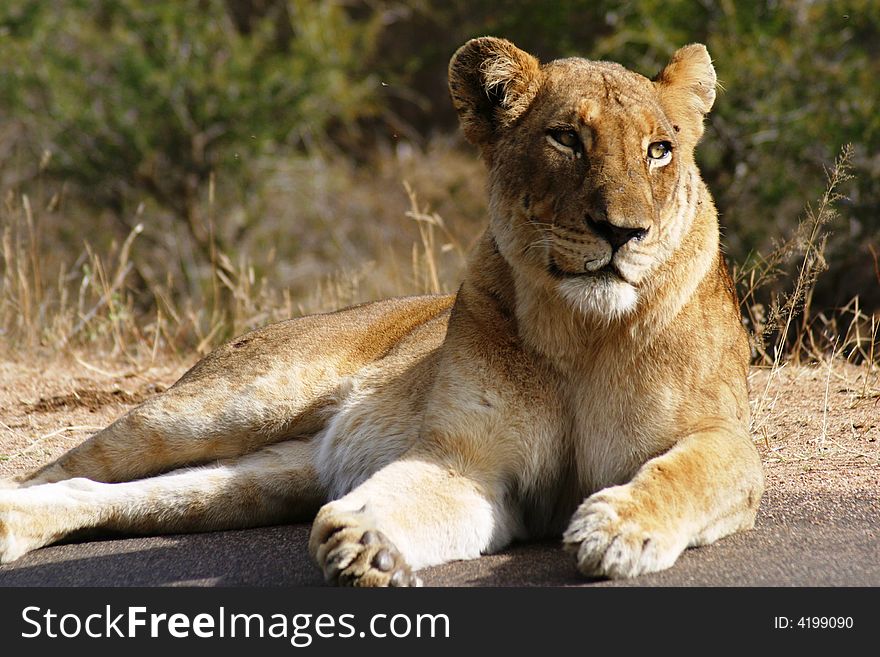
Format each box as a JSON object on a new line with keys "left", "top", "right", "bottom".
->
{"left": 1, "top": 488, "right": 877, "bottom": 587}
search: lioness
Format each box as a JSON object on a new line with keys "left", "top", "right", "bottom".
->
{"left": 0, "top": 37, "right": 763, "bottom": 585}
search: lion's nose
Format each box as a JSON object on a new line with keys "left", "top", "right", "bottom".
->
{"left": 585, "top": 215, "right": 648, "bottom": 251}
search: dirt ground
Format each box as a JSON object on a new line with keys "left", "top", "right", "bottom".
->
{"left": 1, "top": 356, "right": 878, "bottom": 503}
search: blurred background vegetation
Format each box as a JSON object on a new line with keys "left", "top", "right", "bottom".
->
{"left": 0, "top": 0, "right": 877, "bottom": 363}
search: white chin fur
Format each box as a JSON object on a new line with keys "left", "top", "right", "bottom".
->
{"left": 557, "top": 276, "right": 638, "bottom": 320}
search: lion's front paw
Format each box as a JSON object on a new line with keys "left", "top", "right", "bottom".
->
{"left": 562, "top": 486, "right": 686, "bottom": 579}
{"left": 309, "top": 506, "right": 421, "bottom": 587}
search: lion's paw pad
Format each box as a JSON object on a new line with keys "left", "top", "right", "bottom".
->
{"left": 311, "top": 510, "right": 421, "bottom": 587}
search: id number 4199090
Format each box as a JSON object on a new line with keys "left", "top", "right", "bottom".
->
{"left": 774, "top": 617, "right": 854, "bottom": 630}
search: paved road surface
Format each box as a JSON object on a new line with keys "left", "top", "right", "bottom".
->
{"left": 1, "top": 488, "right": 877, "bottom": 586}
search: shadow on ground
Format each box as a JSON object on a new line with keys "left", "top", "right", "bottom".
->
{"left": 1, "top": 490, "right": 877, "bottom": 587}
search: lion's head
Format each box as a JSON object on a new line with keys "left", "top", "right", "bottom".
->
{"left": 449, "top": 37, "right": 718, "bottom": 319}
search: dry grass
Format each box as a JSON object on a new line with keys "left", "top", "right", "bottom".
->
{"left": 0, "top": 142, "right": 478, "bottom": 363}
{"left": 739, "top": 145, "right": 879, "bottom": 439}
{"left": 736, "top": 144, "right": 867, "bottom": 365}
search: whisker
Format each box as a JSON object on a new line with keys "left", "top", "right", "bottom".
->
{"left": 524, "top": 238, "right": 553, "bottom": 255}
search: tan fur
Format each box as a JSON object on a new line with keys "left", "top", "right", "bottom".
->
{"left": 0, "top": 38, "right": 763, "bottom": 584}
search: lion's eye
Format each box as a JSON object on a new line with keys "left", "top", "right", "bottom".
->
{"left": 647, "top": 141, "right": 672, "bottom": 161}
{"left": 549, "top": 129, "right": 581, "bottom": 151}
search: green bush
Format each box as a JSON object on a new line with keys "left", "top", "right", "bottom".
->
{"left": 0, "top": 0, "right": 383, "bottom": 253}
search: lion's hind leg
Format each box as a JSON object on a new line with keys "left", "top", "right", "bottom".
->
{"left": 13, "top": 297, "right": 452, "bottom": 490}
{"left": 15, "top": 355, "right": 342, "bottom": 488}
{"left": 0, "top": 439, "right": 323, "bottom": 564}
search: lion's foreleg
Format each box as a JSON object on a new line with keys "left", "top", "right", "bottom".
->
{"left": 563, "top": 420, "right": 764, "bottom": 578}
{"left": 309, "top": 458, "right": 516, "bottom": 586}
{"left": 0, "top": 439, "right": 323, "bottom": 563}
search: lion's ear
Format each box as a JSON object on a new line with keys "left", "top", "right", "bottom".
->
{"left": 448, "top": 37, "right": 542, "bottom": 147}
{"left": 654, "top": 44, "right": 716, "bottom": 143}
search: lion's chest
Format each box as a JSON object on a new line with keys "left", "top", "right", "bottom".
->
{"left": 566, "top": 362, "right": 678, "bottom": 491}
{"left": 514, "top": 361, "right": 678, "bottom": 535}
{"left": 567, "top": 364, "right": 675, "bottom": 480}
{"left": 561, "top": 361, "right": 676, "bottom": 486}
